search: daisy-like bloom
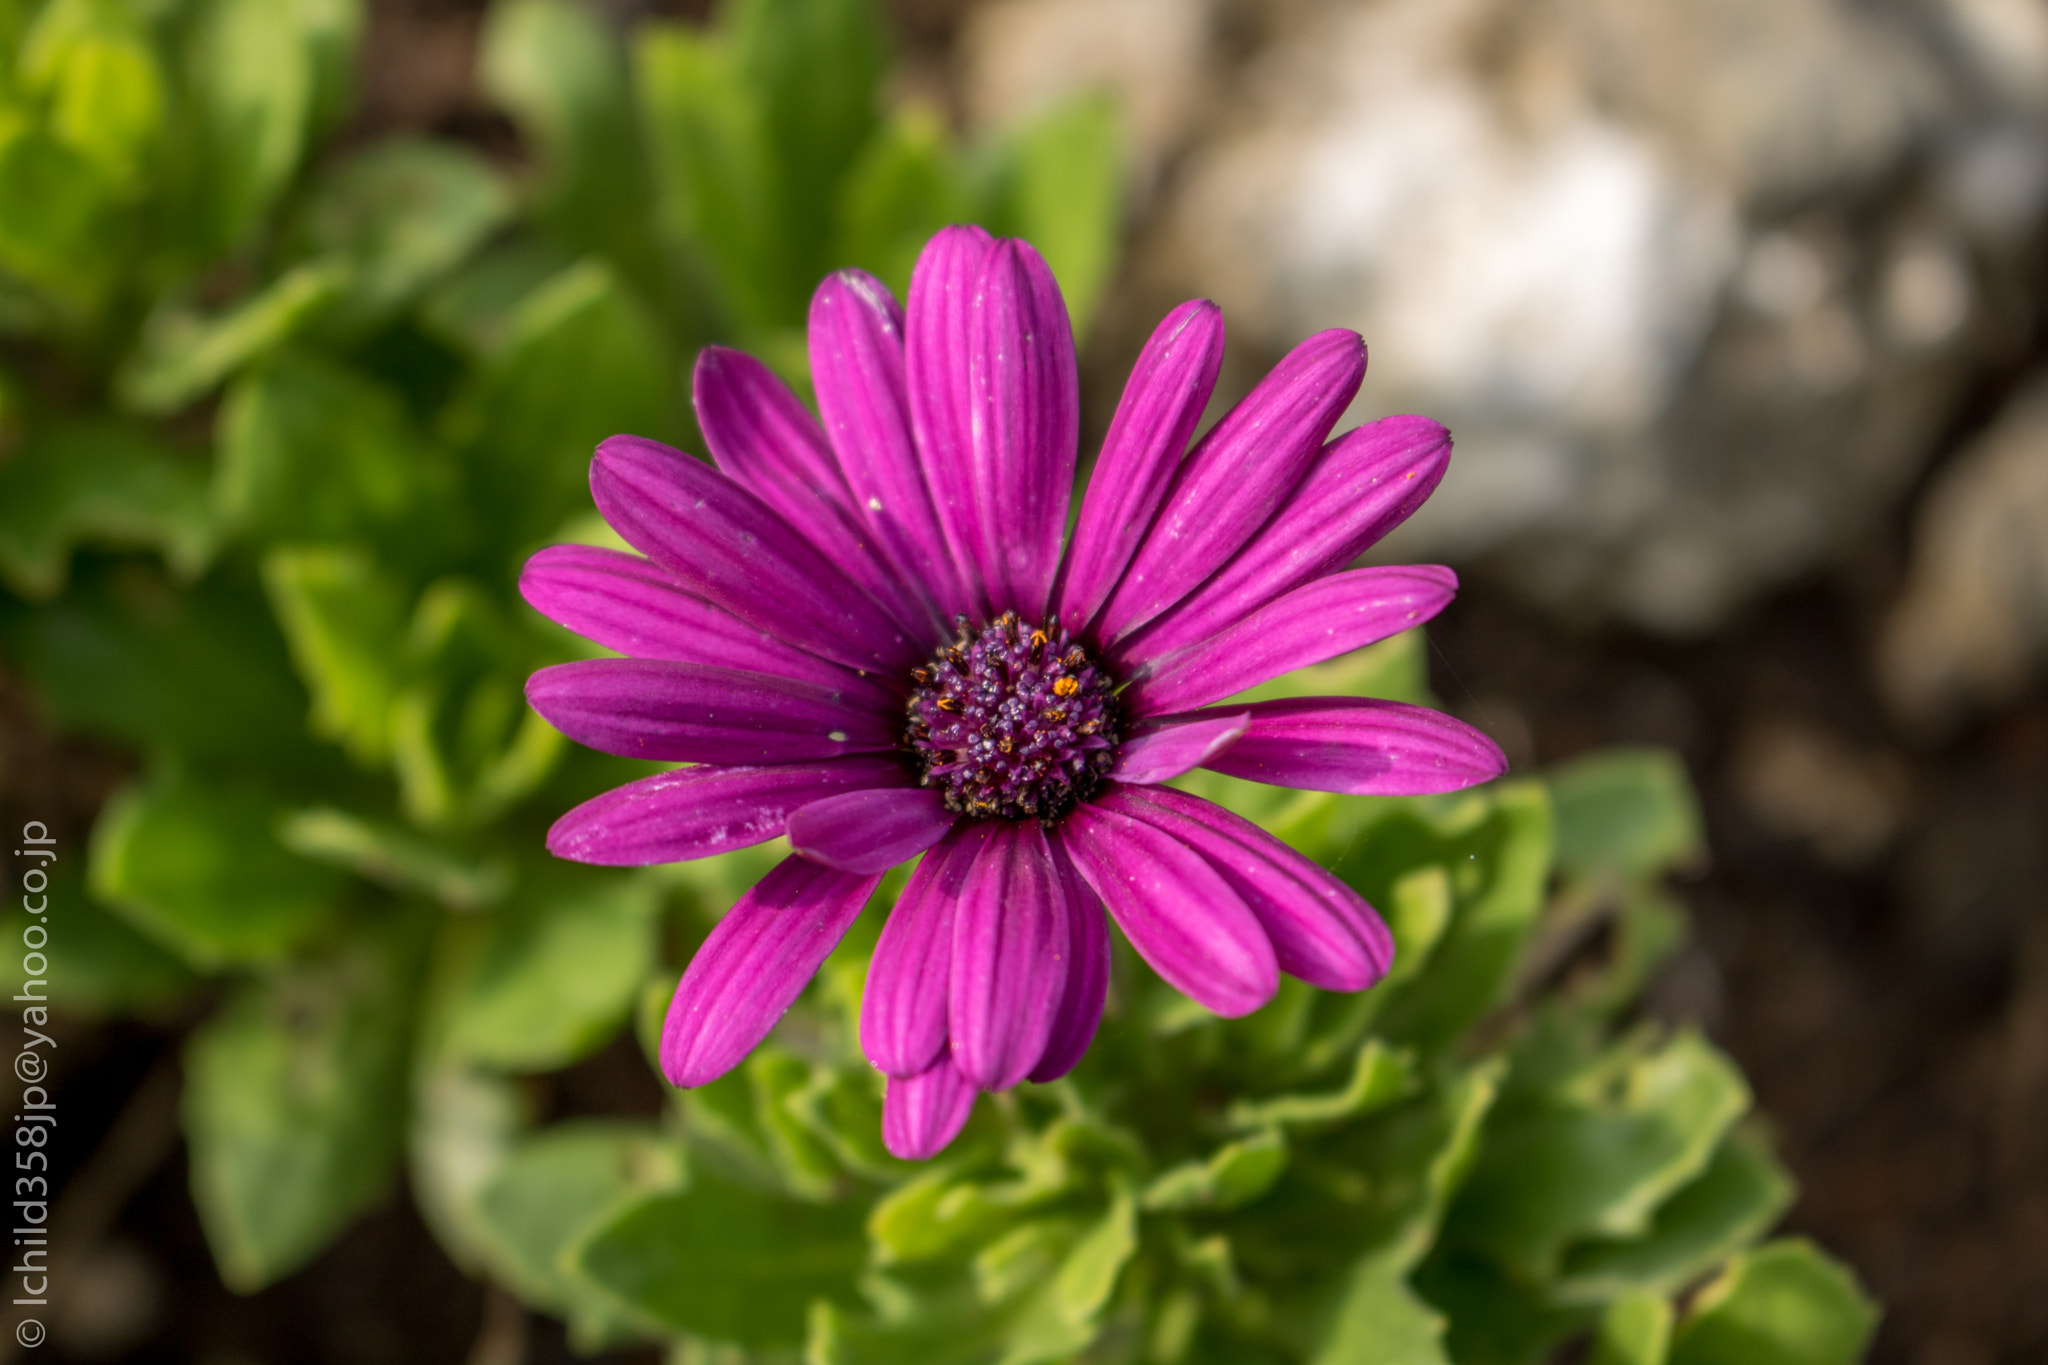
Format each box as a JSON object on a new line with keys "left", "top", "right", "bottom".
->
{"left": 522, "top": 227, "right": 1505, "bottom": 1160}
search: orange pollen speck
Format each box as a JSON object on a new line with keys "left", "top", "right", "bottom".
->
{"left": 1053, "top": 677, "right": 1080, "bottom": 696}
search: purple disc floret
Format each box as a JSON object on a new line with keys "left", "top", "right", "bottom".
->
{"left": 520, "top": 225, "right": 1505, "bottom": 1161}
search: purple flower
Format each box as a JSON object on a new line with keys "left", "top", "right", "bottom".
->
{"left": 521, "top": 227, "right": 1505, "bottom": 1160}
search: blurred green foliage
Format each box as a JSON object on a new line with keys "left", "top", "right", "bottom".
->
{"left": 0, "top": 0, "right": 1874, "bottom": 1360}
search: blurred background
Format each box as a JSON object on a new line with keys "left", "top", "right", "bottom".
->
{"left": 1, "top": 0, "right": 2044, "bottom": 1361}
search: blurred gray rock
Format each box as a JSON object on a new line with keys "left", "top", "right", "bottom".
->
{"left": 967, "top": 0, "right": 2048, "bottom": 632}
{"left": 1880, "top": 377, "right": 2048, "bottom": 730}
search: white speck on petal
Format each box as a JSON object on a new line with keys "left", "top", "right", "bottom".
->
{"left": 867, "top": 496, "right": 883, "bottom": 510}
{"left": 828, "top": 730, "right": 849, "bottom": 743}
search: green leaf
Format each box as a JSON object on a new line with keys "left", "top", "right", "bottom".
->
{"left": 983, "top": 93, "right": 1122, "bottom": 339}
{"left": 417, "top": 237, "right": 578, "bottom": 356}
{"left": 0, "top": 563, "right": 318, "bottom": 768}
{"left": 480, "top": 0, "right": 655, "bottom": 284}
{"left": 19, "top": 0, "right": 164, "bottom": 187}
{"left": 296, "top": 137, "right": 512, "bottom": 328}
{"left": 1415, "top": 1249, "right": 1590, "bottom": 1365}
{"left": 1669, "top": 1240, "right": 1878, "bottom": 1365}
{"left": 88, "top": 767, "right": 345, "bottom": 968}
{"left": 1594, "top": 1292, "right": 1674, "bottom": 1365}
{"left": 278, "top": 807, "right": 510, "bottom": 911}
{"left": 430, "top": 864, "right": 659, "bottom": 1071}
{"left": 1450, "top": 1028, "right": 1751, "bottom": 1279}
{"left": 1549, "top": 748, "right": 1704, "bottom": 881}
{"left": 1292, "top": 869, "right": 1450, "bottom": 1075}
{"left": 183, "top": 921, "right": 419, "bottom": 1290}
{"left": 568, "top": 1174, "right": 866, "bottom": 1346}
{"left": 1354, "top": 783, "right": 1554, "bottom": 1052}
{"left": 809, "top": 1294, "right": 1007, "bottom": 1365}
{"left": 1567, "top": 886, "right": 1691, "bottom": 1021}
{"left": 388, "top": 582, "right": 565, "bottom": 829}
{"left": 115, "top": 259, "right": 350, "bottom": 415}
{"left": 1227, "top": 1039, "right": 1417, "bottom": 1132}
{"left": 866, "top": 1117, "right": 1113, "bottom": 1270}
{"left": 443, "top": 259, "right": 673, "bottom": 553}
{"left": 870, "top": 1169, "right": 1037, "bottom": 1268}
{"left": 728, "top": 0, "right": 885, "bottom": 288}
{"left": 406, "top": 1061, "right": 523, "bottom": 1269}
{"left": 0, "top": 420, "right": 212, "bottom": 597}
{"left": 1239, "top": 1061, "right": 1503, "bottom": 1287}
{"left": 261, "top": 546, "right": 410, "bottom": 764}
{"left": 183, "top": 0, "right": 362, "bottom": 254}
{"left": 633, "top": 22, "right": 786, "bottom": 333}
{"left": 1554, "top": 1126, "right": 1795, "bottom": 1305}
{"left": 834, "top": 104, "right": 971, "bottom": 300}
{"left": 1312, "top": 1250, "right": 1451, "bottom": 1365}
{"left": 217, "top": 352, "right": 460, "bottom": 555}
{"left": 469, "top": 1122, "right": 685, "bottom": 1347}
{"left": 746, "top": 1047, "right": 856, "bottom": 1198}
{"left": 780, "top": 1060, "right": 901, "bottom": 1183}
{"left": 973, "top": 1214, "right": 1075, "bottom": 1306}
{"left": 0, "top": 115, "right": 119, "bottom": 304}
{"left": 1, "top": 859, "right": 193, "bottom": 1014}
{"left": 1002, "top": 1188, "right": 1138, "bottom": 1363}
{"left": 0, "top": 362, "right": 20, "bottom": 441}
{"left": 1143, "top": 1129, "right": 1288, "bottom": 1212}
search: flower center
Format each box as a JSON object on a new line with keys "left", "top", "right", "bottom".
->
{"left": 904, "top": 612, "right": 1122, "bottom": 823}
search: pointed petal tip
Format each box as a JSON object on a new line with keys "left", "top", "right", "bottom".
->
{"left": 882, "top": 1060, "right": 979, "bottom": 1160}
{"left": 659, "top": 857, "right": 881, "bottom": 1087}
{"left": 593, "top": 431, "right": 689, "bottom": 468}
{"left": 1472, "top": 730, "right": 1511, "bottom": 783}
{"left": 690, "top": 343, "right": 737, "bottom": 378}
{"left": 1292, "top": 328, "right": 1368, "bottom": 388}
{"left": 1062, "top": 804, "right": 1280, "bottom": 1019}
{"left": 812, "top": 265, "right": 903, "bottom": 326}
{"left": 542, "top": 808, "right": 593, "bottom": 864}
{"left": 1390, "top": 413, "right": 1453, "bottom": 460}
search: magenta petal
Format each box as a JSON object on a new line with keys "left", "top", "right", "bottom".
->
{"left": 1057, "top": 299, "right": 1227, "bottom": 628}
{"left": 949, "top": 822, "right": 1070, "bottom": 1090}
{"left": 1124, "top": 565, "right": 1458, "bottom": 713}
{"left": 590, "top": 435, "right": 914, "bottom": 673}
{"left": 1125, "top": 416, "right": 1452, "bottom": 660}
{"left": 907, "top": 225, "right": 997, "bottom": 618}
{"left": 519, "top": 545, "right": 900, "bottom": 710}
{"left": 1096, "top": 330, "right": 1367, "bottom": 642}
{"left": 809, "top": 270, "right": 966, "bottom": 623}
{"left": 1102, "top": 785, "right": 1392, "bottom": 991}
{"left": 1191, "top": 697, "right": 1508, "bottom": 794}
{"left": 787, "top": 786, "right": 955, "bottom": 874}
{"left": 661, "top": 856, "right": 881, "bottom": 1087}
{"left": 861, "top": 826, "right": 975, "bottom": 1077}
{"left": 1029, "top": 840, "right": 1111, "bottom": 1082}
{"left": 882, "top": 1057, "right": 978, "bottom": 1161}
{"left": 966, "top": 239, "right": 1079, "bottom": 617}
{"left": 1109, "top": 711, "right": 1249, "bottom": 785}
{"left": 547, "top": 756, "right": 911, "bottom": 866}
{"left": 1062, "top": 800, "right": 1279, "bottom": 1018}
{"left": 525, "top": 658, "right": 895, "bottom": 763}
{"left": 693, "top": 347, "right": 920, "bottom": 627}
